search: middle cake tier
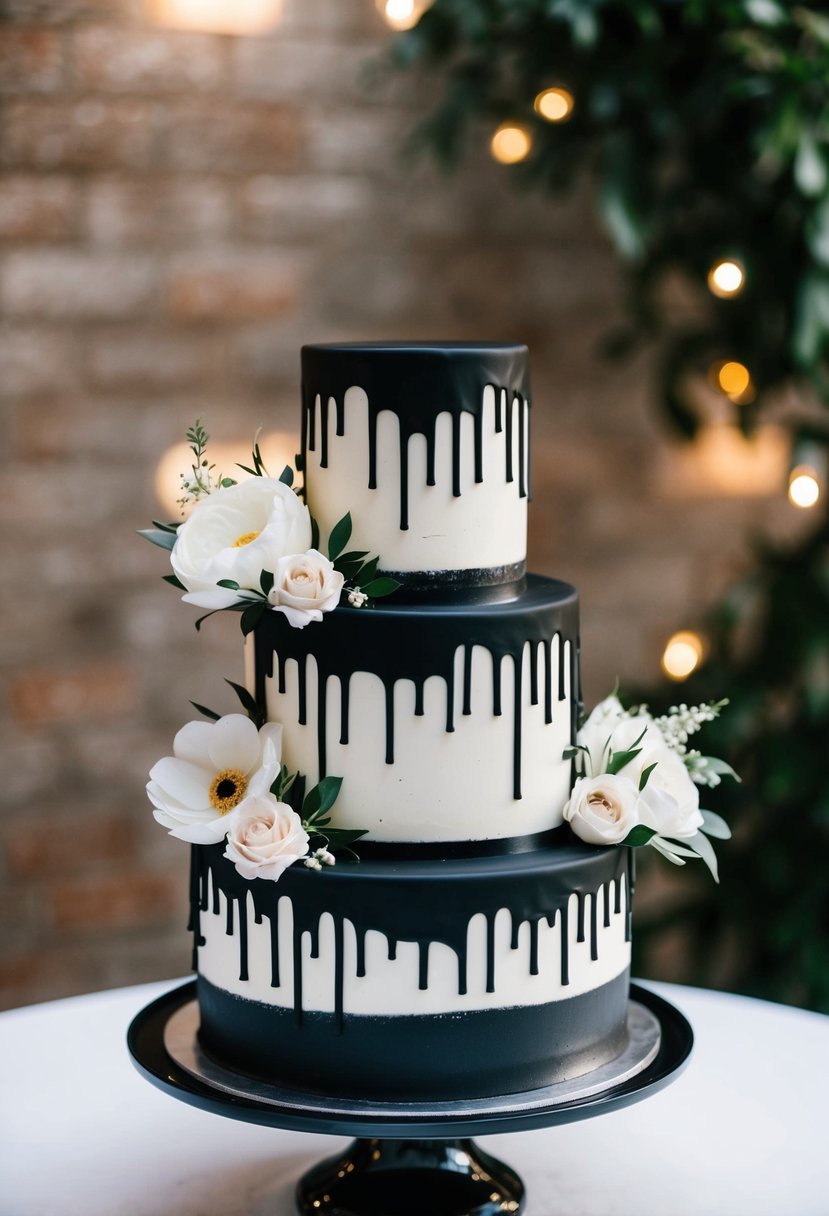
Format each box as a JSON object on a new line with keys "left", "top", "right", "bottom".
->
{"left": 249, "top": 574, "right": 579, "bottom": 843}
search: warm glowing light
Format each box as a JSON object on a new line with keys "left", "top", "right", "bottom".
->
{"left": 715, "top": 360, "right": 751, "bottom": 400}
{"left": 708, "top": 259, "right": 745, "bottom": 298}
{"left": 154, "top": 432, "right": 297, "bottom": 518}
{"left": 490, "top": 123, "right": 532, "bottom": 165}
{"left": 534, "top": 87, "right": 575, "bottom": 123}
{"left": 377, "top": 0, "right": 430, "bottom": 30}
{"left": 147, "top": 0, "right": 284, "bottom": 34}
{"left": 788, "top": 466, "right": 821, "bottom": 509}
{"left": 661, "top": 631, "right": 704, "bottom": 681}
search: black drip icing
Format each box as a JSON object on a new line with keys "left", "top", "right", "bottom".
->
{"left": 253, "top": 575, "right": 578, "bottom": 808}
{"left": 191, "top": 841, "right": 631, "bottom": 1026}
{"left": 301, "top": 342, "right": 530, "bottom": 544}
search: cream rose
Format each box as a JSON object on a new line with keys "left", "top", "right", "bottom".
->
{"left": 563, "top": 773, "right": 640, "bottom": 846}
{"left": 267, "top": 548, "right": 345, "bottom": 628}
{"left": 223, "top": 795, "right": 310, "bottom": 881}
{"left": 171, "top": 476, "right": 312, "bottom": 611}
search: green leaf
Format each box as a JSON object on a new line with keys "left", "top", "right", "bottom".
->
{"left": 162, "top": 574, "right": 186, "bottom": 590}
{"left": 224, "top": 679, "right": 262, "bottom": 722}
{"left": 360, "top": 577, "right": 401, "bottom": 598}
{"left": 327, "top": 513, "right": 353, "bottom": 561}
{"left": 700, "top": 757, "right": 741, "bottom": 784}
{"left": 220, "top": 477, "right": 236, "bottom": 488}
{"left": 639, "top": 761, "right": 658, "bottom": 791}
{"left": 194, "top": 609, "right": 223, "bottom": 632}
{"left": 236, "top": 464, "right": 258, "bottom": 477}
{"left": 271, "top": 765, "right": 297, "bottom": 800}
{"left": 354, "top": 556, "right": 379, "bottom": 587}
{"left": 259, "top": 569, "right": 274, "bottom": 596}
{"left": 240, "top": 602, "right": 266, "bottom": 636}
{"left": 151, "top": 519, "right": 180, "bottom": 533}
{"left": 217, "top": 579, "right": 240, "bottom": 590}
{"left": 278, "top": 464, "right": 294, "bottom": 486}
{"left": 190, "top": 700, "right": 221, "bottom": 721}
{"left": 700, "top": 809, "right": 732, "bottom": 840}
{"left": 607, "top": 746, "right": 642, "bottom": 775}
{"left": 649, "top": 837, "right": 687, "bottom": 866}
{"left": 312, "top": 827, "right": 369, "bottom": 851}
{"left": 137, "top": 528, "right": 177, "bottom": 551}
{"left": 622, "top": 825, "right": 658, "bottom": 848}
{"left": 302, "top": 775, "right": 343, "bottom": 822}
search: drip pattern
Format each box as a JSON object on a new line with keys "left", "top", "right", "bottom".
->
{"left": 301, "top": 341, "right": 531, "bottom": 533}
{"left": 253, "top": 574, "right": 578, "bottom": 805}
{"left": 191, "top": 843, "right": 632, "bottom": 1026}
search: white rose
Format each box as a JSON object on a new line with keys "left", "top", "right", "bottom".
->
{"left": 171, "top": 477, "right": 312, "bottom": 611}
{"left": 638, "top": 747, "right": 703, "bottom": 839}
{"left": 576, "top": 696, "right": 645, "bottom": 775}
{"left": 147, "top": 714, "right": 283, "bottom": 844}
{"left": 224, "top": 795, "right": 310, "bottom": 881}
{"left": 267, "top": 548, "right": 345, "bottom": 628}
{"left": 563, "top": 773, "right": 641, "bottom": 846}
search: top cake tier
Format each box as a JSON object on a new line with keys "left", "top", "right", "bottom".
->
{"left": 301, "top": 342, "right": 530, "bottom": 589}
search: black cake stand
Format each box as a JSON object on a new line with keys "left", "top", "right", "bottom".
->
{"left": 128, "top": 980, "right": 692, "bottom": 1215}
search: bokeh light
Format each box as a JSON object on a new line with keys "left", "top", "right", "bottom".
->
{"left": 377, "top": 0, "right": 428, "bottom": 30}
{"left": 707, "top": 259, "right": 745, "bottom": 298}
{"left": 661, "top": 631, "right": 704, "bottom": 681}
{"left": 715, "top": 360, "right": 752, "bottom": 401}
{"left": 490, "top": 123, "right": 532, "bottom": 165}
{"left": 148, "top": 0, "right": 284, "bottom": 34}
{"left": 534, "top": 87, "right": 575, "bottom": 123}
{"left": 788, "top": 466, "right": 821, "bottom": 509}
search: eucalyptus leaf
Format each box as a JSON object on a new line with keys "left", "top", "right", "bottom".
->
{"left": 684, "top": 830, "right": 720, "bottom": 883}
{"left": 278, "top": 464, "right": 294, "bottom": 486}
{"left": 649, "top": 837, "right": 687, "bottom": 866}
{"left": 701, "top": 809, "right": 733, "bottom": 840}
{"left": 151, "top": 519, "right": 180, "bottom": 533}
{"left": 137, "top": 528, "right": 177, "bottom": 551}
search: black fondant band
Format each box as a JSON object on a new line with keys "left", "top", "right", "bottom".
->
{"left": 356, "top": 827, "right": 566, "bottom": 861}
{"left": 378, "top": 560, "right": 527, "bottom": 594}
{"left": 197, "top": 970, "right": 631, "bottom": 1100}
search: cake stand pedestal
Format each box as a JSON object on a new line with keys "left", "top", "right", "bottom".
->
{"left": 128, "top": 981, "right": 692, "bottom": 1216}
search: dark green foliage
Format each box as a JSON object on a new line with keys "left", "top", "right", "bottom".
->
{"left": 391, "top": 1, "right": 829, "bottom": 441}
{"left": 389, "top": 0, "right": 829, "bottom": 1009}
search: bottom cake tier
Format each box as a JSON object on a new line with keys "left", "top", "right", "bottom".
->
{"left": 190, "top": 840, "right": 634, "bottom": 1101}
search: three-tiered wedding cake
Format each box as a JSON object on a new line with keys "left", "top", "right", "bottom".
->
{"left": 187, "top": 343, "right": 633, "bottom": 1099}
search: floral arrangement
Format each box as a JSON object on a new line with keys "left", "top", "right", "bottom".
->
{"left": 140, "top": 421, "right": 399, "bottom": 634}
{"left": 144, "top": 421, "right": 377, "bottom": 883}
{"left": 562, "top": 694, "right": 737, "bottom": 881}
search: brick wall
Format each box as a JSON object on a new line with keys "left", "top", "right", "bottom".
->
{"left": 0, "top": 0, "right": 806, "bottom": 1009}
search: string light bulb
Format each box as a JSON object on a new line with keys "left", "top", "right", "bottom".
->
{"left": 661, "top": 631, "right": 704, "bottom": 681}
{"left": 534, "top": 87, "right": 575, "bottom": 123}
{"left": 711, "top": 359, "right": 754, "bottom": 403}
{"left": 490, "top": 122, "right": 532, "bottom": 165}
{"left": 707, "top": 259, "right": 745, "bottom": 298}
{"left": 377, "top": 0, "right": 430, "bottom": 30}
{"left": 788, "top": 466, "right": 821, "bottom": 509}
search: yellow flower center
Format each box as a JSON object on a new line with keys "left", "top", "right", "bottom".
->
{"left": 209, "top": 768, "right": 248, "bottom": 814}
{"left": 232, "top": 531, "right": 260, "bottom": 548}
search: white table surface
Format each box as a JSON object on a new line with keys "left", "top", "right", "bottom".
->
{"left": 1, "top": 978, "right": 827, "bottom": 1216}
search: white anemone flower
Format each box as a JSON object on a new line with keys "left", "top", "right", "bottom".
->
{"left": 171, "top": 476, "right": 312, "bottom": 611}
{"left": 147, "top": 714, "right": 283, "bottom": 844}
